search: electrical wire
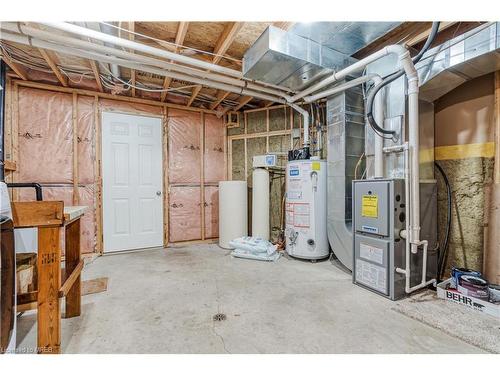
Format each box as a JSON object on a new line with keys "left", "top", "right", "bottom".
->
{"left": 435, "top": 161, "right": 452, "bottom": 282}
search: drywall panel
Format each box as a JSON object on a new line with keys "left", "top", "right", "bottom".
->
{"left": 169, "top": 186, "right": 201, "bottom": 242}
{"left": 204, "top": 114, "right": 225, "bottom": 183}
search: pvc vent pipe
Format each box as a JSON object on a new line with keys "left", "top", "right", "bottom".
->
{"left": 219, "top": 181, "right": 248, "bottom": 249}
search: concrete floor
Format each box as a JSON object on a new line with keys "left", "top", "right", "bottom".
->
{"left": 17, "top": 244, "right": 486, "bottom": 353}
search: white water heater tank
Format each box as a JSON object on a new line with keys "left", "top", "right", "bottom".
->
{"left": 285, "top": 158, "right": 329, "bottom": 260}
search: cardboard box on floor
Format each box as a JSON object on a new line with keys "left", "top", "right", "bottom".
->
{"left": 437, "top": 278, "right": 500, "bottom": 319}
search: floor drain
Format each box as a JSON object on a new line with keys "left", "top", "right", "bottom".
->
{"left": 213, "top": 313, "right": 226, "bottom": 321}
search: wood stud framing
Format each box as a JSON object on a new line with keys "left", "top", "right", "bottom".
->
{"left": 72, "top": 93, "right": 79, "bottom": 205}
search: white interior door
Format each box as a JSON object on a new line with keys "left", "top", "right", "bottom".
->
{"left": 102, "top": 112, "right": 163, "bottom": 252}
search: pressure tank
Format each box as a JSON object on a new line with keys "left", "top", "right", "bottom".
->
{"left": 285, "top": 158, "right": 329, "bottom": 260}
{"left": 219, "top": 181, "right": 247, "bottom": 249}
{"left": 252, "top": 168, "right": 270, "bottom": 240}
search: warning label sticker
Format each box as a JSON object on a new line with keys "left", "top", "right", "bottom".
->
{"left": 355, "top": 259, "right": 387, "bottom": 294}
{"left": 287, "top": 203, "right": 310, "bottom": 228}
{"left": 362, "top": 195, "right": 378, "bottom": 218}
{"left": 312, "top": 161, "right": 321, "bottom": 171}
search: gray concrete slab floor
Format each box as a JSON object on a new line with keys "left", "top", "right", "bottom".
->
{"left": 16, "top": 244, "right": 487, "bottom": 353}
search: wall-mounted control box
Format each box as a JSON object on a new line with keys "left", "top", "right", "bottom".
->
{"left": 253, "top": 154, "right": 277, "bottom": 168}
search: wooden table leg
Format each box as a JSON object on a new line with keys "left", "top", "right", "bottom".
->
{"left": 64, "top": 219, "right": 81, "bottom": 318}
{"left": 37, "top": 226, "right": 61, "bottom": 354}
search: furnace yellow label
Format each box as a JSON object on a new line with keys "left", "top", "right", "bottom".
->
{"left": 312, "top": 161, "right": 321, "bottom": 171}
{"left": 362, "top": 195, "right": 378, "bottom": 218}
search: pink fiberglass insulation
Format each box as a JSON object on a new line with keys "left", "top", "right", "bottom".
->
{"left": 77, "top": 96, "right": 96, "bottom": 185}
{"left": 18, "top": 87, "right": 73, "bottom": 184}
{"left": 78, "top": 185, "right": 96, "bottom": 254}
{"left": 204, "top": 114, "right": 225, "bottom": 183}
{"left": 169, "top": 186, "right": 201, "bottom": 242}
{"left": 168, "top": 109, "right": 201, "bottom": 184}
{"left": 204, "top": 185, "right": 219, "bottom": 239}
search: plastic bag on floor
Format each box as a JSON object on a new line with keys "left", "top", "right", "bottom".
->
{"left": 229, "top": 236, "right": 281, "bottom": 262}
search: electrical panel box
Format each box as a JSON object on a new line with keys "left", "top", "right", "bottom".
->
{"left": 253, "top": 154, "right": 277, "bottom": 168}
{"left": 352, "top": 179, "right": 438, "bottom": 300}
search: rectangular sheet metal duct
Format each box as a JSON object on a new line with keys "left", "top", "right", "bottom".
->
{"left": 243, "top": 26, "right": 356, "bottom": 91}
{"left": 243, "top": 23, "right": 401, "bottom": 92}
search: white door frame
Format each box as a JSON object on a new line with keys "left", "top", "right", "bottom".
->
{"left": 101, "top": 110, "right": 164, "bottom": 253}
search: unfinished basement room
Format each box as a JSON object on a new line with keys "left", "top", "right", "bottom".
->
{"left": 1, "top": 1, "right": 500, "bottom": 368}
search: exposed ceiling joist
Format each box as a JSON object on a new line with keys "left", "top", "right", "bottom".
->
{"left": 119, "top": 21, "right": 136, "bottom": 97}
{"left": 210, "top": 90, "right": 230, "bottom": 110}
{"left": 187, "top": 85, "right": 202, "bottom": 107}
{"left": 0, "top": 54, "right": 28, "bottom": 80}
{"left": 161, "top": 21, "right": 190, "bottom": 102}
{"left": 160, "top": 77, "right": 173, "bottom": 102}
{"left": 212, "top": 22, "right": 245, "bottom": 65}
{"left": 37, "top": 48, "right": 68, "bottom": 87}
{"left": 405, "top": 22, "right": 456, "bottom": 46}
{"left": 88, "top": 60, "right": 104, "bottom": 92}
{"left": 234, "top": 95, "right": 253, "bottom": 111}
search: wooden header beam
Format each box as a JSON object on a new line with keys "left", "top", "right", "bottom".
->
{"left": 12, "top": 79, "right": 218, "bottom": 114}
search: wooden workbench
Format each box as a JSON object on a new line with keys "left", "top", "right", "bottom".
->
{"left": 13, "top": 201, "right": 86, "bottom": 354}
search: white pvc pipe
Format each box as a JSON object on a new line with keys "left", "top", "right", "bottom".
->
{"left": 373, "top": 76, "right": 384, "bottom": 178}
{"left": 289, "top": 45, "right": 412, "bottom": 102}
{"left": 0, "top": 31, "right": 287, "bottom": 104}
{"left": 289, "top": 103, "right": 310, "bottom": 147}
{"left": 0, "top": 23, "right": 291, "bottom": 99}
{"left": 392, "top": 143, "right": 435, "bottom": 293}
{"left": 41, "top": 21, "right": 244, "bottom": 79}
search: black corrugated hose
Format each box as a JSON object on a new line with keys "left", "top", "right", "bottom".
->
{"left": 365, "top": 22, "right": 441, "bottom": 137}
{"left": 435, "top": 161, "right": 452, "bottom": 282}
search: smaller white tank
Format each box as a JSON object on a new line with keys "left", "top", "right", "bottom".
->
{"left": 219, "top": 181, "right": 248, "bottom": 249}
{"left": 285, "top": 158, "right": 329, "bottom": 260}
{"left": 252, "top": 168, "right": 270, "bottom": 240}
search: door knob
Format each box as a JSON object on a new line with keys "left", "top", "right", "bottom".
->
{"left": 156, "top": 191, "right": 162, "bottom": 196}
